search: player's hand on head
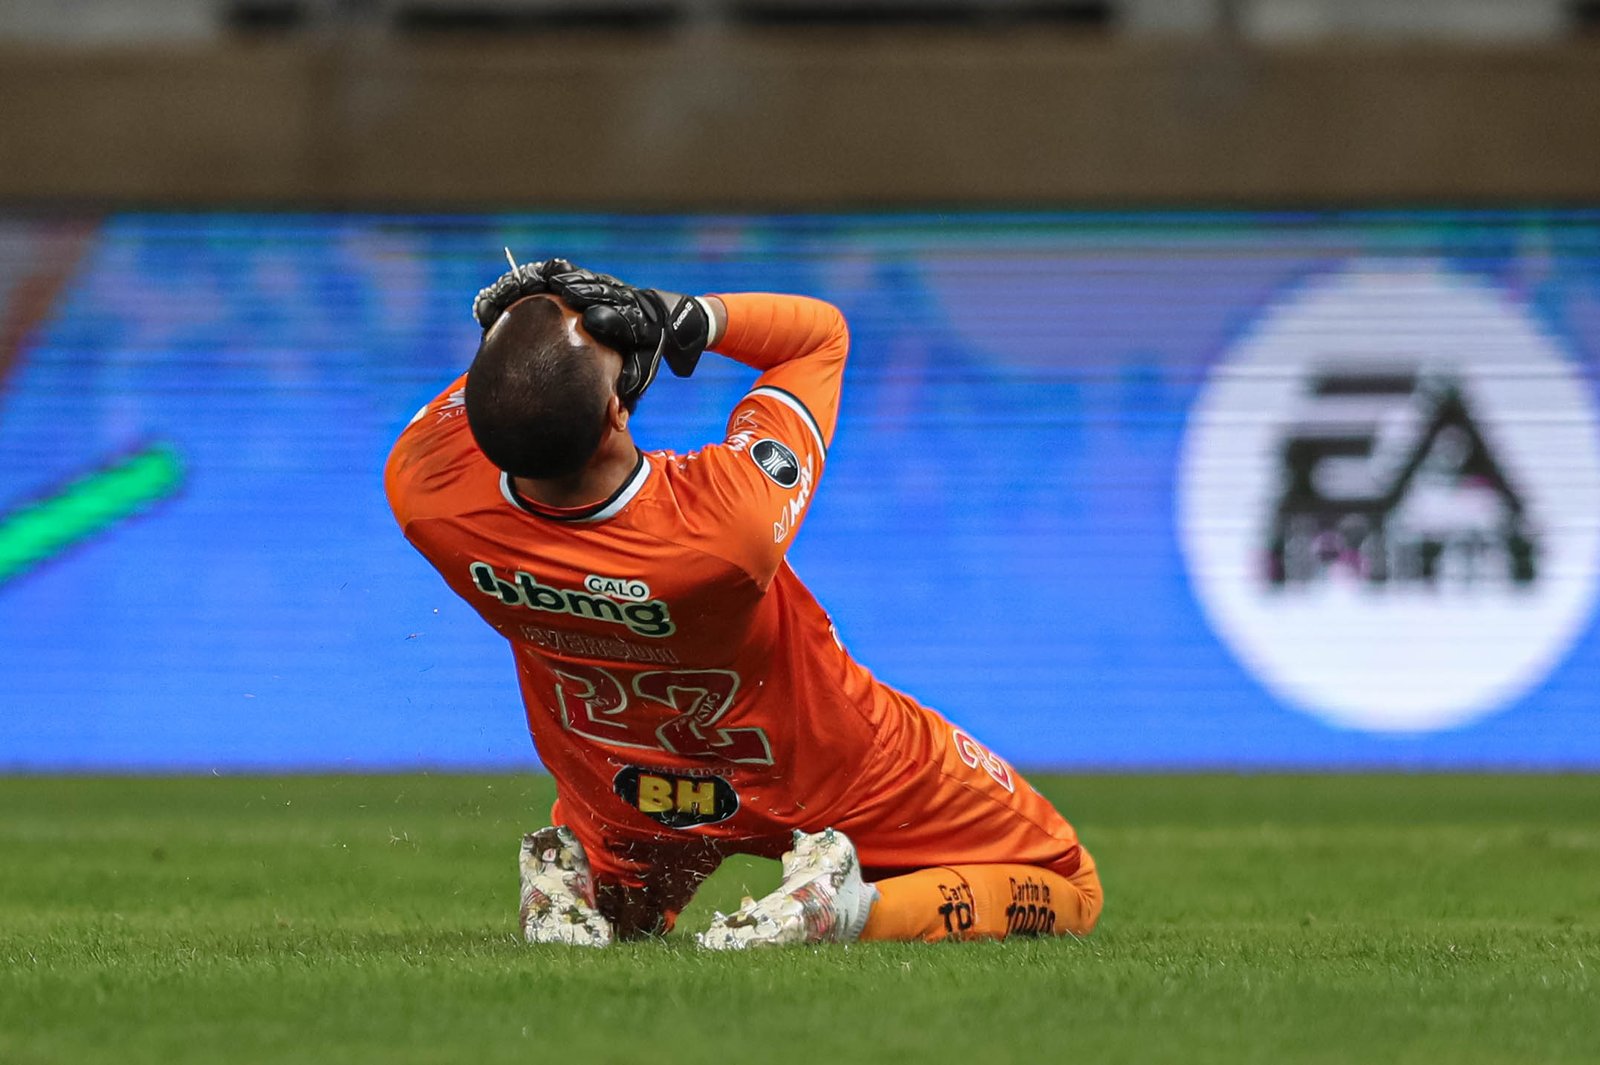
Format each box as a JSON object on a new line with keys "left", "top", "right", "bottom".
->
{"left": 642, "top": 289, "right": 711, "bottom": 378}
{"left": 543, "top": 262, "right": 633, "bottom": 310}
{"left": 545, "top": 268, "right": 711, "bottom": 381}
{"left": 581, "top": 287, "right": 710, "bottom": 383}
{"left": 577, "top": 299, "right": 655, "bottom": 359}
{"left": 472, "top": 255, "right": 712, "bottom": 404}
{"left": 546, "top": 266, "right": 713, "bottom": 400}
{"left": 472, "top": 257, "right": 568, "bottom": 331}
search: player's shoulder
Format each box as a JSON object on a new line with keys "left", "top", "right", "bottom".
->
{"left": 635, "top": 448, "right": 778, "bottom": 572}
{"left": 742, "top": 382, "right": 828, "bottom": 436}
{"left": 638, "top": 446, "right": 732, "bottom": 519}
{"left": 385, "top": 384, "right": 484, "bottom": 522}
{"left": 646, "top": 437, "right": 784, "bottom": 495}
{"left": 390, "top": 381, "right": 470, "bottom": 462}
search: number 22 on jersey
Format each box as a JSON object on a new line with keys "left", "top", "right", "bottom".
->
{"left": 545, "top": 662, "right": 774, "bottom": 766}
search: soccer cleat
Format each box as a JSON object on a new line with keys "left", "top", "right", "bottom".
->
{"left": 518, "top": 826, "right": 613, "bottom": 948}
{"left": 696, "top": 828, "right": 878, "bottom": 950}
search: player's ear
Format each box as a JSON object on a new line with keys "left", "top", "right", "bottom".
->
{"left": 606, "top": 392, "right": 629, "bottom": 433}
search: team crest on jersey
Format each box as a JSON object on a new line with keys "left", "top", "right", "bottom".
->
{"left": 614, "top": 767, "right": 739, "bottom": 829}
{"left": 750, "top": 439, "right": 800, "bottom": 488}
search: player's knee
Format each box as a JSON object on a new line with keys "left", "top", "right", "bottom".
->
{"left": 996, "top": 857, "right": 1101, "bottom": 939}
{"left": 1072, "top": 870, "right": 1103, "bottom": 935}
{"left": 1065, "top": 857, "right": 1103, "bottom": 936}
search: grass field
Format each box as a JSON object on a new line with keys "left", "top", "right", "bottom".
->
{"left": 2, "top": 773, "right": 1596, "bottom": 1064}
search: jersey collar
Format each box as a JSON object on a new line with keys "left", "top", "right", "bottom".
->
{"left": 499, "top": 451, "right": 651, "bottom": 523}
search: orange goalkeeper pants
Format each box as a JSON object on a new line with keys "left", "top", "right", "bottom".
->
{"left": 557, "top": 711, "right": 1101, "bottom": 941}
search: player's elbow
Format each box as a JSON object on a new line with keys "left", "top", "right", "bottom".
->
{"left": 802, "top": 297, "right": 850, "bottom": 365}
{"left": 820, "top": 298, "right": 849, "bottom": 346}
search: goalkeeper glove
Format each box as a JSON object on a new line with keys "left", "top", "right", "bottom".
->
{"left": 471, "top": 257, "right": 570, "bottom": 331}
{"left": 471, "top": 257, "right": 710, "bottom": 406}
{"left": 472, "top": 255, "right": 639, "bottom": 332}
{"left": 545, "top": 266, "right": 710, "bottom": 404}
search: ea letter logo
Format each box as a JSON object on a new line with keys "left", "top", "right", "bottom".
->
{"left": 1178, "top": 262, "right": 1600, "bottom": 733}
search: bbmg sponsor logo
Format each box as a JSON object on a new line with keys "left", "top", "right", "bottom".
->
{"left": 470, "top": 562, "right": 675, "bottom": 638}
{"left": 1179, "top": 262, "right": 1600, "bottom": 733}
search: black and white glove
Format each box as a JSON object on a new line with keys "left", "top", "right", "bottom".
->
{"left": 545, "top": 266, "right": 711, "bottom": 404}
{"left": 473, "top": 256, "right": 634, "bottom": 332}
{"left": 472, "top": 256, "right": 711, "bottom": 405}
{"left": 472, "top": 257, "right": 569, "bottom": 331}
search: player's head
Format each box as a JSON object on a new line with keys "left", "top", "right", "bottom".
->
{"left": 465, "top": 295, "right": 628, "bottom": 479}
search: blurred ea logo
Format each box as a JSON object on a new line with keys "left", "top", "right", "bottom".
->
{"left": 1178, "top": 262, "right": 1600, "bottom": 733}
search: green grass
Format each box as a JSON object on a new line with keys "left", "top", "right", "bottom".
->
{"left": 1, "top": 774, "right": 1596, "bottom": 1064}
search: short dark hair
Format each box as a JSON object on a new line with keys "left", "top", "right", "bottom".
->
{"left": 465, "top": 298, "right": 609, "bottom": 479}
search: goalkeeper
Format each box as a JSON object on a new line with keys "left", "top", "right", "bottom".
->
{"left": 385, "top": 259, "right": 1102, "bottom": 947}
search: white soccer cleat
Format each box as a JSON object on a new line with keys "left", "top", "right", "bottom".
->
{"left": 518, "top": 826, "right": 613, "bottom": 948}
{"left": 696, "top": 828, "right": 878, "bottom": 950}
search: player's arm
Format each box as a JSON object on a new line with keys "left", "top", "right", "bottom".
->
{"left": 692, "top": 292, "right": 850, "bottom": 585}
{"left": 536, "top": 266, "right": 849, "bottom": 584}
{"left": 536, "top": 265, "right": 846, "bottom": 435}
{"left": 706, "top": 292, "right": 847, "bottom": 450}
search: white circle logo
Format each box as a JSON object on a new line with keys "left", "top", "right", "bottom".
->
{"left": 1178, "top": 261, "right": 1600, "bottom": 733}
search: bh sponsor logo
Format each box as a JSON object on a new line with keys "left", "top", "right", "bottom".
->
{"left": 613, "top": 767, "right": 738, "bottom": 829}
{"left": 1179, "top": 262, "right": 1600, "bottom": 733}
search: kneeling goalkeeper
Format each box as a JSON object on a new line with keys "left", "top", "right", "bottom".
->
{"left": 385, "top": 259, "right": 1102, "bottom": 947}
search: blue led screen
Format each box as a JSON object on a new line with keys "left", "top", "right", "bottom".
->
{"left": 3, "top": 210, "right": 1599, "bottom": 771}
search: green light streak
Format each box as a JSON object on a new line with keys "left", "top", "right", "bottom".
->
{"left": 0, "top": 445, "right": 184, "bottom": 586}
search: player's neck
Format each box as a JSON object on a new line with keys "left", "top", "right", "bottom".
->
{"left": 511, "top": 430, "right": 639, "bottom": 510}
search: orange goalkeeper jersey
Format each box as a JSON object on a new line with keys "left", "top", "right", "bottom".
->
{"left": 386, "top": 293, "right": 938, "bottom": 840}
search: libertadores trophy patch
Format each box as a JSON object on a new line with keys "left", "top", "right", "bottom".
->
{"left": 750, "top": 439, "right": 801, "bottom": 488}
